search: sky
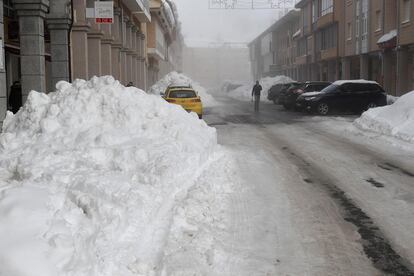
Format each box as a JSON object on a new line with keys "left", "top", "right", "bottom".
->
{"left": 172, "top": 0, "right": 290, "bottom": 47}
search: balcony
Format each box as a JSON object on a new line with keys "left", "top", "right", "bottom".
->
{"left": 316, "top": 12, "right": 334, "bottom": 30}
{"left": 320, "top": 47, "right": 337, "bottom": 60}
{"left": 295, "top": 55, "right": 308, "bottom": 65}
{"left": 124, "top": 0, "right": 151, "bottom": 22}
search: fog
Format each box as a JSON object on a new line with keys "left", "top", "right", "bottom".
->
{"left": 173, "top": 0, "right": 286, "bottom": 46}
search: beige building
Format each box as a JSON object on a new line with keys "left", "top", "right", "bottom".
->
{"left": 250, "top": 0, "right": 414, "bottom": 96}
{"left": 1, "top": 0, "right": 184, "bottom": 122}
{"left": 71, "top": 0, "right": 151, "bottom": 90}
{"left": 146, "top": 0, "right": 183, "bottom": 87}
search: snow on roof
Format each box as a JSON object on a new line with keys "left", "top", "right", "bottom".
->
{"left": 292, "top": 29, "right": 301, "bottom": 39}
{"left": 377, "top": 29, "right": 397, "bottom": 44}
{"left": 333, "top": 79, "right": 380, "bottom": 86}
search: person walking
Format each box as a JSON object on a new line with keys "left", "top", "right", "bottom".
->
{"left": 9, "top": 81, "right": 22, "bottom": 114}
{"left": 252, "top": 80, "right": 262, "bottom": 112}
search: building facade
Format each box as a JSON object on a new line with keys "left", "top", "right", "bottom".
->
{"left": 0, "top": 0, "right": 183, "bottom": 121}
{"left": 146, "top": 0, "right": 182, "bottom": 87}
{"left": 249, "top": 0, "right": 414, "bottom": 96}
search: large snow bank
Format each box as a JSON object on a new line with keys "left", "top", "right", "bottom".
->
{"left": 354, "top": 91, "right": 414, "bottom": 142}
{"left": 227, "top": 75, "right": 294, "bottom": 101}
{"left": 0, "top": 76, "right": 217, "bottom": 276}
{"left": 148, "top": 71, "right": 218, "bottom": 107}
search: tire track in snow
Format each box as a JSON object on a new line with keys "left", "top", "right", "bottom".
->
{"left": 270, "top": 135, "right": 414, "bottom": 275}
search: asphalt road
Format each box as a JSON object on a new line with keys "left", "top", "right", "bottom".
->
{"left": 204, "top": 96, "right": 414, "bottom": 275}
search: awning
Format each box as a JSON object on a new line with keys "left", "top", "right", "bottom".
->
{"left": 377, "top": 29, "right": 397, "bottom": 49}
{"left": 377, "top": 29, "right": 397, "bottom": 44}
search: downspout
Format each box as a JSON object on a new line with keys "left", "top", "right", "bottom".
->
{"left": 69, "top": 0, "right": 74, "bottom": 82}
{"left": 396, "top": 0, "right": 400, "bottom": 95}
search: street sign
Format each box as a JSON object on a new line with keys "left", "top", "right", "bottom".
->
{"left": 95, "top": 1, "right": 113, "bottom": 24}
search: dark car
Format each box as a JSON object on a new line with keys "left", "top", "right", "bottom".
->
{"left": 277, "top": 82, "right": 302, "bottom": 106}
{"left": 281, "top": 81, "right": 331, "bottom": 110}
{"left": 267, "top": 82, "right": 300, "bottom": 104}
{"left": 296, "top": 80, "right": 387, "bottom": 115}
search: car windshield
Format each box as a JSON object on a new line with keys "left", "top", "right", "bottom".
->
{"left": 169, "top": 90, "right": 197, "bottom": 98}
{"left": 320, "top": 84, "right": 339, "bottom": 94}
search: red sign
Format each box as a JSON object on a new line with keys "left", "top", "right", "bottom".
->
{"left": 96, "top": 18, "right": 113, "bottom": 24}
{"left": 95, "top": 1, "right": 113, "bottom": 24}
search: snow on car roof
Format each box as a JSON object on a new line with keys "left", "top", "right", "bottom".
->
{"left": 333, "top": 80, "right": 380, "bottom": 86}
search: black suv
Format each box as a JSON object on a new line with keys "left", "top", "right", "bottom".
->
{"left": 281, "top": 81, "right": 331, "bottom": 110}
{"left": 296, "top": 80, "right": 387, "bottom": 115}
{"left": 267, "top": 82, "right": 300, "bottom": 104}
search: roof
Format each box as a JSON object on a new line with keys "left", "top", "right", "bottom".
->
{"left": 295, "top": 0, "right": 308, "bottom": 8}
{"left": 248, "top": 9, "right": 301, "bottom": 46}
{"left": 332, "top": 80, "right": 380, "bottom": 86}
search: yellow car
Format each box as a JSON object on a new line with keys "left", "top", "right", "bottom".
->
{"left": 163, "top": 86, "right": 203, "bottom": 118}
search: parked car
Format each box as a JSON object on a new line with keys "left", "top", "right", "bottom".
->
{"left": 278, "top": 82, "right": 303, "bottom": 107}
{"left": 296, "top": 80, "right": 387, "bottom": 115}
{"left": 163, "top": 85, "right": 203, "bottom": 118}
{"left": 281, "top": 81, "right": 331, "bottom": 110}
{"left": 267, "top": 82, "right": 300, "bottom": 104}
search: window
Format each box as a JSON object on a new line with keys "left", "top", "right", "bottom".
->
{"left": 297, "top": 38, "right": 307, "bottom": 56}
{"left": 3, "top": 0, "right": 15, "bottom": 18}
{"left": 376, "top": 10, "right": 382, "bottom": 31}
{"left": 402, "top": 0, "right": 411, "bottom": 23}
{"left": 169, "top": 90, "right": 197, "bottom": 98}
{"left": 361, "top": 0, "right": 368, "bottom": 39}
{"left": 312, "top": 0, "right": 318, "bottom": 23}
{"left": 320, "top": 25, "right": 337, "bottom": 50}
{"left": 347, "top": 22, "right": 352, "bottom": 39}
{"left": 303, "top": 5, "right": 309, "bottom": 29}
{"left": 321, "top": 0, "right": 333, "bottom": 16}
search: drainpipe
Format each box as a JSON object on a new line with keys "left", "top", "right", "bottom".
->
{"left": 69, "top": 0, "right": 74, "bottom": 82}
{"left": 396, "top": 0, "right": 401, "bottom": 95}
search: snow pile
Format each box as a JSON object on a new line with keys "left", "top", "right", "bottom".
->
{"left": 148, "top": 71, "right": 218, "bottom": 107}
{"left": 387, "top": 94, "right": 399, "bottom": 105}
{"left": 0, "top": 76, "right": 217, "bottom": 276}
{"left": 227, "top": 75, "right": 294, "bottom": 101}
{"left": 354, "top": 91, "right": 414, "bottom": 142}
{"left": 162, "top": 150, "right": 237, "bottom": 275}
{"left": 220, "top": 80, "right": 245, "bottom": 93}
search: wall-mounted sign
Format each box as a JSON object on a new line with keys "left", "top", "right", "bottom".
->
{"left": 0, "top": 39, "right": 4, "bottom": 70}
{"left": 95, "top": 1, "right": 113, "bottom": 24}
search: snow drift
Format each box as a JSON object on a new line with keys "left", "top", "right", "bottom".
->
{"left": 227, "top": 75, "right": 294, "bottom": 101}
{"left": 148, "top": 71, "right": 218, "bottom": 107}
{"left": 0, "top": 76, "right": 217, "bottom": 276}
{"left": 354, "top": 91, "right": 414, "bottom": 143}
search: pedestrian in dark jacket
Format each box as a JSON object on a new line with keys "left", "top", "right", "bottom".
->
{"left": 252, "top": 80, "right": 262, "bottom": 112}
{"left": 9, "top": 81, "right": 22, "bottom": 114}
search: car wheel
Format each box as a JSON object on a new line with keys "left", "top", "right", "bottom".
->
{"left": 366, "top": 102, "right": 377, "bottom": 110}
{"left": 317, "top": 102, "right": 329, "bottom": 115}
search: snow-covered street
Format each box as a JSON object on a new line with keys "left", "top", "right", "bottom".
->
{"left": 1, "top": 75, "right": 414, "bottom": 275}
{"left": 190, "top": 96, "right": 414, "bottom": 275}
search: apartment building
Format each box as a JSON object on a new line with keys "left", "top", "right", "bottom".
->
{"left": 146, "top": 0, "right": 183, "bottom": 87}
{"left": 249, "top": 0, "right": 414, "bottom": 96}
{"left": 249, "top": 10, "right": 300, "bottom": 81}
